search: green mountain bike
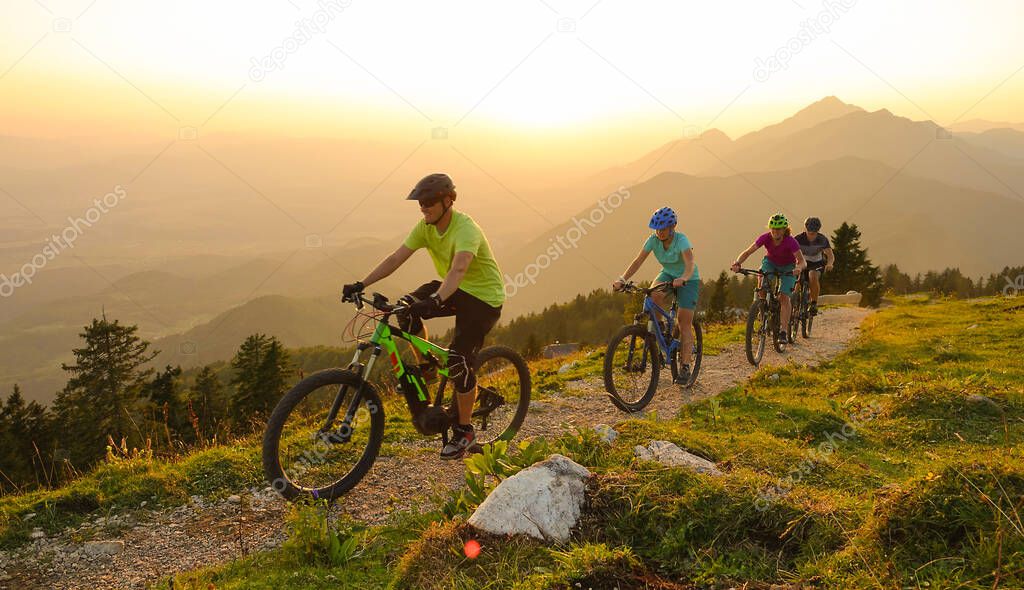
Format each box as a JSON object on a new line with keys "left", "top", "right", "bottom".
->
{"left": 262, "top": 291, "right": 531, "bottom": 501}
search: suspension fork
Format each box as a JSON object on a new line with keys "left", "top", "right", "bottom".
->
{"left": 321, "top": 343, "right": 379, "bottom": 434}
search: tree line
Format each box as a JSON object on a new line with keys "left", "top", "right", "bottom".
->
{"left": 0, "top": 321, "right": 297, "bottom": 494}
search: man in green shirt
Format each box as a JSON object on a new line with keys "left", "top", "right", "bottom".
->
{"left": 342, "top": 173, "right": 504, "bottom": 459}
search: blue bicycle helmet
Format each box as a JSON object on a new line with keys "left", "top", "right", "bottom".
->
{"left": 648, "top": 207, "right": 677, "bottom": 230}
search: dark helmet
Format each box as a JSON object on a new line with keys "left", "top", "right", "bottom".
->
{"left": 648, "top": 207, "right": 677, "bottom": 230}
{"left": 804, "top": 217, "right": 822, "bottom": 232}
{"left": 407, "top": 173, "right": 456, "bottom": 201}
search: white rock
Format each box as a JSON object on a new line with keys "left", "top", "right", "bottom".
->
{"left": 557, "top": 362, "right": 577, "bottom": 375}
{"left": 83, "top": 540, "right": 124, "bottom": 557}
{"left": 29, "top": 529, "right": 46, "bottom": 540}
{"left": 468, "top": 454, "right": 590, "bottom": 543}
{"left": 94, "top": 517, "right": 106, "bottom": 525}
{"left": 634, "top": 441, "right": 723, "bottom": 476}
{"left": 227, "top": 494, "right": 241, "bottom": 504}
{"left": 529, "top": 401, "right": 549, "bottom": 412}
{"left": 593, "top": 424, "right": 618, "bottom": 444}
{"left": 769, "top": 373, "right": 780, "bottom": 382}
{"left": 22, "top": 513, "right": 36, "bottom": 521}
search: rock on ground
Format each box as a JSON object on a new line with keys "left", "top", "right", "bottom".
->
{"left": 468, "top": 454, "right": 590, "bottom": 543}
{"left": 635, "top": 441, "right": 723, "bottom": 476}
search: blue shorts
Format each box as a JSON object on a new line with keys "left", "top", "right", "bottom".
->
{"left": 655, "top": 271, "right": 700, "bottom": 310}
{"left": 761, "top": 258, "right": 796, "bottom": 295}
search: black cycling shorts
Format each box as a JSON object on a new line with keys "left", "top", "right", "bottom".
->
{"left": 398, "top": 280, "right": 502, "bottom": 393}
{"left": 805, "top": 259, "right": 826, "bottom": 273}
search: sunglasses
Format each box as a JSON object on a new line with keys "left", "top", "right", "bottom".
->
{"left": 417, "top": 196, "right": 444, "bottom": 208}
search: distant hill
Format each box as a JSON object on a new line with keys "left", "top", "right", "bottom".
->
{"left": 499, "top": 156, "right": 1024, "bottom": 317}
{"left": 957, "top": 128, "right": 1024, "bottom": 159}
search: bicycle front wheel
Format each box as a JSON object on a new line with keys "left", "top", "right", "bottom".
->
{"left": 470, "top": 345, "right": 531, "bottom": 445}
{"left": 262, "top": 369, "right": 384, "bottom": 501}
{"left": 604, "top": 324, "right": 660, "bottom": 412}
{"left": 746, "top": 299, "right": 767, "bottom": 366}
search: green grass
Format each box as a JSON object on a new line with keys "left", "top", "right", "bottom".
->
{"left": 379, "top": 297, "right": 1024, "bottom": 589}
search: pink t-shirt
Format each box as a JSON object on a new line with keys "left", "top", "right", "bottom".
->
{"left": 755, "top": 232, "right": 800, "bottom": 266}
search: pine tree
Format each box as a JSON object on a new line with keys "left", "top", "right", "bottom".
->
{"left": 707, "top": 271, "right": 731, "bottom": 323}
{"left": 523, "top": 333, "right": 541, "bottom": 359}
{"left": 191, "top": 366, "right": 224, "bottom": 440}
{"left": 823, "top": 222, "right": 883, "bottom": 306}
{"left": 230, "top": 334, "right": 291, "bottom": 431}
{"left": 52, "top": 316, "right": 157, "bottom": 469}
{"left": 142, "top": 365, "right": 186, "bottom": 447}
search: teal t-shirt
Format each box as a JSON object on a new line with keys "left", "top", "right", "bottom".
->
{"left": 643, "top": 232, "right": 699, "bottom": 280}
{"left": 404, "top": 211, "right": 505, "bottom": 308}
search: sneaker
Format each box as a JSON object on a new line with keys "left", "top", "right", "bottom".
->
{"left": 441, "top": 425, "right": 476, "bottom": 460}
{"left": 674, "top": 364, "right": 691, "bottom": 385}
{"left": 810, "top": 302, "right": 818, "bottom": 316}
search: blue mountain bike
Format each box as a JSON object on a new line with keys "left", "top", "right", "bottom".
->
{"left": 603, "top": 282, "right": 703, "bottom": 412}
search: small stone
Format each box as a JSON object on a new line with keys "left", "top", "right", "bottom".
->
{"left": 769, "top": 373, "right": 780, "bottom": 381}
{"left": 94, "top": 517, "right": 106, "bottom": 525}
{"left": 557, "top": 362, "right": 577, "bottom": 375}
{"left": 139, "top": 501, "right": 147, "bottom": 507}
{"left": 634, "top": 441, "right": 723, "bottom": 476}
{"left": 529, "top": 401, "right": 549, "bottom": 412}
{"left": 966, "top": 324, "right": 978, "bottom": 330}
{"left": 83, "top": 540, "right": 124, "bottom": 557}
{"left": 227, "top": 495, "right": 241, "bottom": 504}
{"left": 29, "top": 529, "right": 46, "bottom": 540}
{"left": 22, "top": 513, "right": 36, "bottom": 521}
{"left": 593, "top": 424, "right": 618, "bottom": 444}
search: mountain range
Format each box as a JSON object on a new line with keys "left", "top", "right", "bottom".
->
{"left": 4, "top": 96, "right": 1023, "bottom": 404}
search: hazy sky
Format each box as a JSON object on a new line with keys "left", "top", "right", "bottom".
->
{"left": 2, "top": 0, "right": 1022, "bottom": 166}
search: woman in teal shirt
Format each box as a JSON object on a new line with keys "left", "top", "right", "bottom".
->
{"left": 612, "top": 207, "right": 700, "bottom": 384}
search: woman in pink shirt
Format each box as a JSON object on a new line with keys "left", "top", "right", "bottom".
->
{"left": 730, "top": 214, "right": 807, "bottom": 343}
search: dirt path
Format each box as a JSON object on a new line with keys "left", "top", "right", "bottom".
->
{"left": 4, "top": 306, "right": 871, "bottom": 590}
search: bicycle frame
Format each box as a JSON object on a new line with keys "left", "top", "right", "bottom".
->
{"left": 322, "top": 301, "right": 454, "bottom": 438}
{"left": 641, "top": 295, "right": 679, "bottom": 358}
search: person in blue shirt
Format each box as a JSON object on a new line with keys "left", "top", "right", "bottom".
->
{"left": 612, "top": 207, "right": 700, "bottom": 384}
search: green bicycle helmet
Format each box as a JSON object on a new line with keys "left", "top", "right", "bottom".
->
{"left": 768, "top": 213, "right": 789, "bottom": 229}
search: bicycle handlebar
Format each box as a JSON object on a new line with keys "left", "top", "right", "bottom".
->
{"left": 615, "top": 281, "right": 676, "bottom": 295}
{"left": 342, "top": 291, "right": 410, "bottom": 314}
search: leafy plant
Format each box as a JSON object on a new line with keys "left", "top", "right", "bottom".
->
{"left": 283, "top": 498, "right": 364, "bottom": 566}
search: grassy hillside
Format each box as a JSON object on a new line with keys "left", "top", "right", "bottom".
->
{"left": 4, "top": 296, "right": 1021, "bottom": 588}
{"left": 148, "top": 295, "right": 1024, "bottom": 588}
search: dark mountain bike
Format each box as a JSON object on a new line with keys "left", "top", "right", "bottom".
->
{"left": 735, "top": 268, "right": 789, "bottom": 365}
{"left": 792, "top": 267, "right": 826, "bottom": 339}
{"left": 262, "top": 291, "right": 531, "bottom": 501}
{"left": 603, "top": 282, "right": 703, "bottom": 412}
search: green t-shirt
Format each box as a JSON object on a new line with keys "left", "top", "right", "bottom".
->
{"left": 403, "top": 211, "right": 505, "bottom": 308}
{"left": 643, "top": 231, "right": 700, "bottom": 280}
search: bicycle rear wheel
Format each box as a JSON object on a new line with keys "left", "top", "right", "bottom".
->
{"left": 263, "top": 369, "right": 384, "bottom": 501}
{"left": 467, "top": 345, "right": 531, "bottom": 445}
{"left": 670, "top": 317, "right": 703, "bottom": 388}
{"left": 745, "top": 300, "right": 767, "bottom": 366}
{"left": 803, "top": 293, "right": 815, "bottom": 338}
{"left": 603, "top": 324, "right": 660, "bottom": 412}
